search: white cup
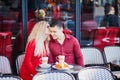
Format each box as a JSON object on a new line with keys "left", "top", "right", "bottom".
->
{"left": 57, "top": 55, "right": 65, "bottom": 63}
{"left": 42, "top": 57, "right": 48, "bottom": 65}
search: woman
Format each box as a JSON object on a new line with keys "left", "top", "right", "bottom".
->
{"left": 20, "top": 21, "right": 50, "bottom": 80}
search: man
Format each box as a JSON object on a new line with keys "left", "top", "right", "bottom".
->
{"left": 48, "top": 20, "right": 84, "bottom": 67}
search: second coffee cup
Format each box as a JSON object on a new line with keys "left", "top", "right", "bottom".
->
{"left": 57, "top": 55, "right": 65, "bottom": 63}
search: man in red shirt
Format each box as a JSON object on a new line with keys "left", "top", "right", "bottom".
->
{"left": 48, "top": 20, "right": 84, "bottom": 67}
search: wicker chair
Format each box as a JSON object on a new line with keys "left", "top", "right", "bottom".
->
{"left": 0, "top": 56, "right": 12, "bottom": 74}
{"left": 33, "top": 70, "right": 75, "bottom": 80}
{"left": 16, "top": 53, "right": 25, "bottom": 74}
{"left": 81, "top": 47, "right": 105, "bottom": 66}
{"left": 0, "top": 74, "right": 21, "bottom": 80}
{"left": 104, "top": 46, "right": 120, "bottom": 63}
{"left": 104, "top": 46, "right": 120, "bottom": 79}
{"left": 78, "top": 66, "right": 115, "bottom": 80}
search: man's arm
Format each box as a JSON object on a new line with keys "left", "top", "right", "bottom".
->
{"left": 73, "top": 38, "right": 84, "bottom": 67}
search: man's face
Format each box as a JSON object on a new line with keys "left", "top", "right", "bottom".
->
{"left": 49, "top": 26, "right": 63, "bottom": 40}
{"left": 110, "top": 7, "right": 115, "bottom": 14}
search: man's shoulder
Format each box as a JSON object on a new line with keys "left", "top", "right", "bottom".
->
{"left": 65, "top": 34, "right": 79, "bottom": 43}
{"left": 67, "top": 34, "right": 77, "bottom": 40}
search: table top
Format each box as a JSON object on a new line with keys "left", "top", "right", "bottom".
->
{"left": 36, "top": 64, "right": 82, "bottom": 74}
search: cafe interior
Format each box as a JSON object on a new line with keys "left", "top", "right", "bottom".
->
{"left": 0, "top": 0, "right": 120, "bottom": 80}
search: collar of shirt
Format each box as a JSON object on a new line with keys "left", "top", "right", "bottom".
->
{"left": 54, "top": 33, "right": 70, "bottom": 43}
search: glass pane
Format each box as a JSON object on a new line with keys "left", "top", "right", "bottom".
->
{"left": 28, "top": 0, "right": 76, "bottom": 36}
{"left": 0, "top": 0, "right": 23, "bottom": 74}
{"left": 81, "top": 0, "right": 119, "bottom": 47}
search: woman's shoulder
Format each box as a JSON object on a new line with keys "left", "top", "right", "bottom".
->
{"left": 28, "top": 39, "right": 35, "bottom": 43}
{"left": 26, "top": 39, "right": 36, "bottom": 47}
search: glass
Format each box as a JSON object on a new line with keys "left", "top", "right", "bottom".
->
{"left": 56, "top": 55, "right": 65, "bottom": 63}
{"left": 41, "top": 57, "right": 48, "bottom": 65}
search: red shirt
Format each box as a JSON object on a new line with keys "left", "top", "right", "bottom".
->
{"left": 48, "top": 34, "right": 84, "bottom": 66}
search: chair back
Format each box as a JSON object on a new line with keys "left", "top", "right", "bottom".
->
{"left": 16, "top": 53, "right": 25, "bottom": 74}
{"left": 0, "top": 74, "right": 21, "bottom": 80}
{"left": 81, "top": 47, "right": 105, "bottom": 66}
{"left": 92, "top": 27, "right": 119, "bottom": 51}
{"left": 78, "top": 66, "right": 115, "bottom": 80}
{"left": 104, "top": 46, "right": 120, "bottom": 63}
{"left": 0, "top": 56, "right": 12, "bottom": 74}
{"left": 33, "top": 70, "right": 75, "bottom": 80}
{"left": 106, "top": 27, "right": 119, "bottom": 45}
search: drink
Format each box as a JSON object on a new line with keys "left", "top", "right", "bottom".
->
{"left": 57, "top": 55, "right": 65, "bottom": 63}
{"left": 42, "top": 57, "right": 48, "bottom": 65}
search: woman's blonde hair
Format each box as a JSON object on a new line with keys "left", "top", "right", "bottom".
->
{"left": 27, "top": 21, "right": 49, "bottom": 56}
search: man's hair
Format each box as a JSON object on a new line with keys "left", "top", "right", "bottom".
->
{"left": 49, "top": 20, "right": 63, "bottom": 28}
{"left": 104, "top": 4, "right": 113, "bottom": 15}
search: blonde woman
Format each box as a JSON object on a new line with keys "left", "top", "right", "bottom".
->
{"left": 20, "top": 21, "right": 50, "bottom": 80}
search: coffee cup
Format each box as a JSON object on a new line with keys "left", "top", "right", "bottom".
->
{"left": 56, "top": 55, "right": 65, "bottom": 63}
{"left": 42, "top": 57, "right": 48, "bottom": 65}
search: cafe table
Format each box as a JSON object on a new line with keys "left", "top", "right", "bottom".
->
{"left": 36, "top": 64, "right": 82, "bottom": 73}
{"left": 35, "top": 64, "right": 83, "bottom": 79}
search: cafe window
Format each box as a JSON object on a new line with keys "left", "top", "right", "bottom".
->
{"left": 28, "top": 0, "right": 76, "bottom": 36}
{"left": 80, "top": 0, "right": 118, "bottom": 47}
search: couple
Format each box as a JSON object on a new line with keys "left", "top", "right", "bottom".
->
{"left": 20, "top": 20, "right": 84, "bottom": 80}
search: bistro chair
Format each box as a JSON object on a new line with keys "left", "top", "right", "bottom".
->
{"left": 91, "top": 29, "right": 107, "bottom": 51}
{"left": 78, "top": 66, "right": 115, "bottom": 80}
{"left": 105, "top": 27, "right": 119, "bottom": 45}
{"left": 81, "top": 47, "right": 105, "bottom": 66}
{"left": 0, "top": 56, "right": 12, "bottom": 74}
{"left": 33, "top": 70, "right": 75, "bottom": 80}
{"left": 91, "top": 28, "right": 108, "bottom": 51}
{"left": 104, "top": 46, "right": 120, "bottom": 79}
{"left": 0, "top": 74, "right": 21, "bottom": 80}
{"left": 16, "top": 53, "right": 25, "bottom": 74}
{"left": 92, "top": 27, "right": 119, "bottom": 51}
{"left": 104, "top": 45, "right": 120, "bottom": 71}
{"left": 104, "top": 46, "right": 120, "bottom": 63}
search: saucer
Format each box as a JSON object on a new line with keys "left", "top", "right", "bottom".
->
{"left": 36, "top": 67, "right": 51, "bottom": 73}
{"left": 39, "top": 64, "right": 51, "bottom": 69}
